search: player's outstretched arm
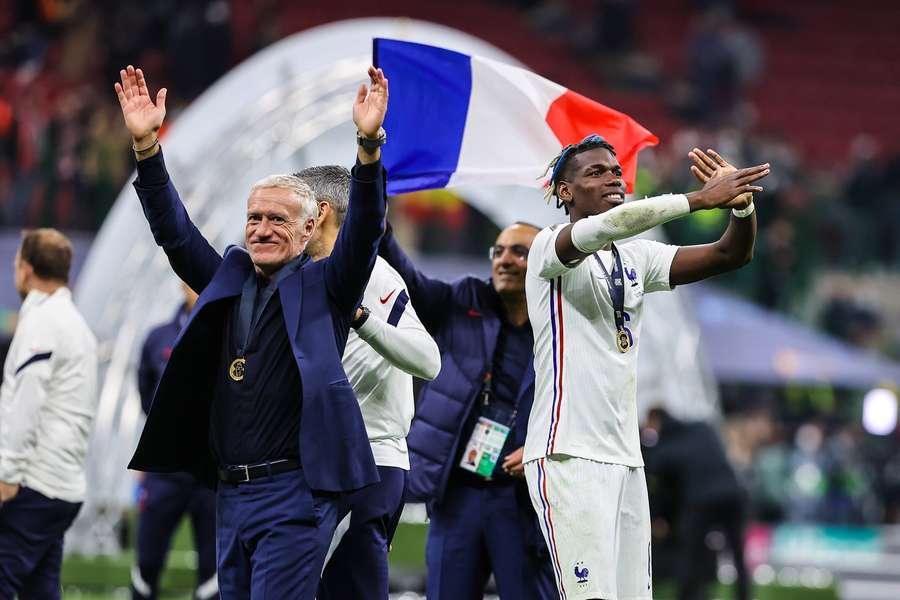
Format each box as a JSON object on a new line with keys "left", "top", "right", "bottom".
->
{"left": 553, "top": 161, "right": 769, "bottom": 266}
{"left": 114, "top": 65, "right": 222, "bottom": 293}
{"left": 668, "top": 148, "right": 758, "bottom": 286}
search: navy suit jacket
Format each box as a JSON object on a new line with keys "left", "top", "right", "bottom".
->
{"left": 127, "top": 151, "right": 383, "bottom": 493}
{"left": 379, "top": 227, "right": 536, "bottom": 505}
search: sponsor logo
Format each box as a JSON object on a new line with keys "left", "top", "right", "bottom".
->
{"left": 379, "top": 289, "right": 397, "bottom": 304}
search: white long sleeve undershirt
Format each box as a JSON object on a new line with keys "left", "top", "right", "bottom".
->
{"left": 570, "top": 194, "right": 690, "bottom": 254}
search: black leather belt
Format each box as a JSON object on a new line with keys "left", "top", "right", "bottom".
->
{"left": 217, "top": 459, "right": 300, "bottom": 484}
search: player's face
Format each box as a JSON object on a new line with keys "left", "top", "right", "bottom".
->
{"left": 245, "top": 187, "right": 313, "bottom": 276}
{"left": 560, "top": 147, "right": 626, "bottom": 220}
{"left": 490, "top": 224, "right": 537, "bottom": 297}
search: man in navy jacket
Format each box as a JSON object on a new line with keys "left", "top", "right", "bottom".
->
{"left": 114, "top": 64, "right": 389, "bottom": 599}
{"left": 379, "top": 223, "right": 557, "bottom": 599}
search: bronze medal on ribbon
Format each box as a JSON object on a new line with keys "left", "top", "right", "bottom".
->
{"left": 229, "top": 358, "right": 246, "bottom": 382}
{"left": 616, "top": 330, "right": 631, "bottom": 353}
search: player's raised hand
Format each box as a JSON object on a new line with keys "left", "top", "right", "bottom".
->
{"left": 686, "top": 160, "right": 769, "bottom": 212}
{"left": 353, "top": 67, "right": 388, "bottom": 138}
{"left": 689, "top": 148, "right": 753, "bottom": 209}
{"left": 114, "top": 65, "right": 167, "bottom": 145}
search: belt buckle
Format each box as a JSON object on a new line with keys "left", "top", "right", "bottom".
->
{"left": 240, "top": 465, "right": 250, "bottom": 483}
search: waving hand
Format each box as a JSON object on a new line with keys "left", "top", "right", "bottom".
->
{"left": 114, "top": 65, "right": 167, "bottom": 147}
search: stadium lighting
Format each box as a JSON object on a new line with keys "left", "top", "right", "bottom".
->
{"left": 862, "top": 388, "right": 898, "bottom": 436}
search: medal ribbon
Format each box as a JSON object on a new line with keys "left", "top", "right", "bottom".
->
{"left": 592, "top": 243, "right": 627, "bottom": 341}
{"left": 234, "top": 254, "right": 306, "bottom": 357}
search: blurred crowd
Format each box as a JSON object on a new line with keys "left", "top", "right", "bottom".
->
{"left": 4, "top": 0, "right": 899, "bottom": 355}
{"left": 0, "top": 0, "right": 233, "bottom": 230}
{"left": 722, "top": 405, "right": 900, "bottom": 526}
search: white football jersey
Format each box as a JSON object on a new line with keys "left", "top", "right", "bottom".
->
{"left": 342, "top": 257, "right": 439, "bottom": 470}
{"left": 523, "top": 224, "right": 678, "bottom": 467}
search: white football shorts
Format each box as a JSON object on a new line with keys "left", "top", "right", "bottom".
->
{"left": 525, "top": 455, "right": 653, "bottom": 600}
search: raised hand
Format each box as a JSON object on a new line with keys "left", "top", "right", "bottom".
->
{"left": 353, "top": 67, "right": 388, "bottom": 138}
{"left": 114, "top": 65, "right": 167, "bottom": 146}
{"left": 686, "top": 157, "right": 769, "bottom": 212}
{"left": 689, "top": 148, "right": 752, "bottom": 209}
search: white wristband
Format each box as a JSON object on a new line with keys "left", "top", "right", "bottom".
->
{"left": 732, "top": 202, "right": 755, "bottom": 218}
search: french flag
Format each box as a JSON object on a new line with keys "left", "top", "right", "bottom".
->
{"left": 374, "top": 38, "right": 658, "bottom": 196}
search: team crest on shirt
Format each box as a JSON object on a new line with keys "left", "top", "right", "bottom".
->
{"left": 625, "top": 266, "right": 639, "bottom": 287}
{"left": 574, "top": 561, "right": 590, "bottom": 585}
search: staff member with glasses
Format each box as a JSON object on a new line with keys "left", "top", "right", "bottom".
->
{"left": 378, "top": 222, "right": 557, "bottom": 600}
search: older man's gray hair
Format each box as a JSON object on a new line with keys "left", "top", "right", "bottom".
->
{"left": 294, "top": 166, "right": 351, "bottom": 224}
{"left": 250, "top": 174, "right": 319, "bottom": 221}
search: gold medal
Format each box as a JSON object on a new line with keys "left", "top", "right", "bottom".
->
{"left": 229, "top": 358, "right": 246, "bottom": 382}
{"left": 616, "top": 330, "right": 631, "bottom": 353}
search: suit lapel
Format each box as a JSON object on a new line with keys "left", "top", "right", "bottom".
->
{"left": 196, "top": 247, "right": 252, "bottom": 308}
{"left": 278, "top": 267, "right": 303, "bottom": 359}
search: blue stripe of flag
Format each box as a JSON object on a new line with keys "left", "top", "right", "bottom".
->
{"left": 374, "top": 38, "right": 472, "bottom": 195}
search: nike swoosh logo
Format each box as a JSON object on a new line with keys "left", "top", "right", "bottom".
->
{"left": 379, "top": 289, "right": 397, "bottom": 304}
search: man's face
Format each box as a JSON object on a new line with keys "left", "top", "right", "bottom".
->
{"left": 558, "top": 147, "right": 626, "bottom": 219}
{"left": 490, "top": 224, "right": 538, "bottom": 297}
{"left": 13, "top": 251, "right": 29, "bottom": 300}
{"left": 245, "top": 187, "right": 314, "bottom": 275}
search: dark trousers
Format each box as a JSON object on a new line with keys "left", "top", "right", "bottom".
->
{"left": 215, "top": 468, "right": 337, "bottom": 600}
{"left": 425, "top": 474, "right": 558, "bottom": 600}
{"left": 132, "top": 473, "right": 218, "bottom": 599}
{"left": 319, "top": 466, "right": 407, "bottom": 600}
{"left": 0, "top": 487, "right": 81, "bottom": 600}
{"left": 677, "top": 496, "right": 750, "bottom": 600}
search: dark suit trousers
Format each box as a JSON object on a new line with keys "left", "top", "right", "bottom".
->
{"left": 425, "top": 474, "right": 558, "bottom": 600}
{"left": 319, "top": 465, "right": 407, "bottom": 600}
{"left": 133, "top": 473, "right": 218, "bottom": 599}
{"left": 216, "top": 469, "right": 337, "bottom": 600}
{"left": 0, "top": 487, "right": 81, "bottom": 600}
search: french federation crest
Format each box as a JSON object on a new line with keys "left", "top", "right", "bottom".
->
{"left": 625, "top": 266, "right": 639, "bottom": 287}
{"left": 574, "top": 561, "right": 590, "bottom": 585}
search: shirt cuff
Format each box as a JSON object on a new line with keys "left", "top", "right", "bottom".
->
{"left": 134, "top": 149, "right": 170, "bottom": 187}
{"left": 352, "top": 158, "right": 383, "bottom": 183}
{"left": 355, "top": 312, "right": 382, "bottom": 341}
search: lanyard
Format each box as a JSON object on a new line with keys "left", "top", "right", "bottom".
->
{"left": 480, "top": 371, "right": 518, "bottom": 426}
{"left": 234, "top": 254, "right": 305, "bottom": 356}
{"left": 592, "top": 243, "right": 631, "bottom": 353}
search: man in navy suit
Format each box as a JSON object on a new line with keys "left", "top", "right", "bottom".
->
{"left": 113, "top": 64, "right": 389, "bottom": 599}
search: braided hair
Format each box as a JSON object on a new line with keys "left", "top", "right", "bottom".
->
{"left": 542, "top": 134, "right": 617, "bottom": 213}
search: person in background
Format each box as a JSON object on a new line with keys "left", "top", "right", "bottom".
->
{"left": 379, "top": 221, "right": 557, "bottom": 599}
{"left": 301, "top": 165, "right": 441, "bottom": 600}
{"left": 643, "top": 407, "right": 750, "bottom": 600}
{"left": 132, "top": 283, "right": 218, "bottom": 600}
{"left": 0, "top": 228, "right": 98, "bottom": 599}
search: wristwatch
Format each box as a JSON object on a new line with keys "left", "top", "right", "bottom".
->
{"left": 351, "top": 306, "right": 371, "bottom": 330}
{"left": 357, "top": 127, "right": 387, "bottom": 149}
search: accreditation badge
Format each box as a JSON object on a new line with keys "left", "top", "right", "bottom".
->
{"left": 459, "top": 413, "right": 512, "bottom": 479}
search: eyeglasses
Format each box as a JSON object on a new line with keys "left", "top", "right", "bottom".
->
{"left": 488, "top": 244, "right": 529, "bottom": 262}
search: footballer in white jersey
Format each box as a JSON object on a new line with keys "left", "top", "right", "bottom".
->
{"left": 300, "top": 165, "right": 440, "bottom": 600}
{"left": 522, "top": 137, "right": 770, "bottom": 600}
